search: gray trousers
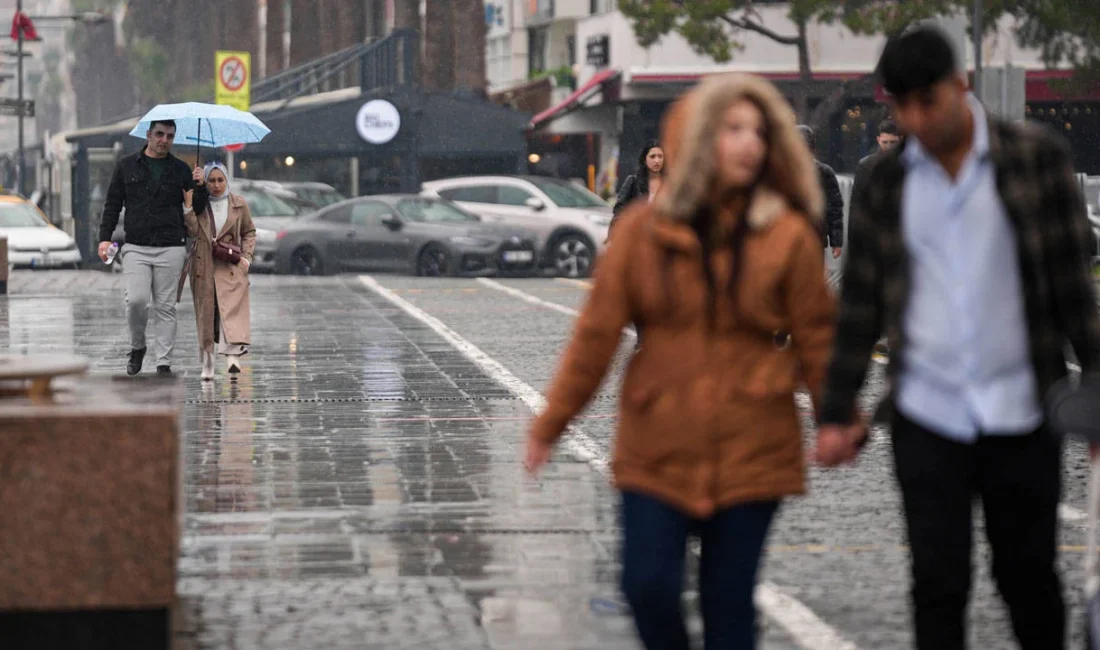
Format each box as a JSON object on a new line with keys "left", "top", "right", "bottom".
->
{"left": 122, "top": 244, "right": 187, "bottom": 367}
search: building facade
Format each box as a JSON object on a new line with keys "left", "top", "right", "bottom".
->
{"left": 523, "top": 4, "right": 1100, "bottom": 189}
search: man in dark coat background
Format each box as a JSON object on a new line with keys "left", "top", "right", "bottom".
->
{"left": 797, "top": 125, "right": 845, "bottom": 270}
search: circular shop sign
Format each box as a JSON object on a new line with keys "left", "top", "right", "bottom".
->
{"left": 356, "top": 100, "right": 401, "bottom": 144}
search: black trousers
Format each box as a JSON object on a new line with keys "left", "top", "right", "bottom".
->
{"left": 892, "top": 412, "right": 1065, "bottom": 650}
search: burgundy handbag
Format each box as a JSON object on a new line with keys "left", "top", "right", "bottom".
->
{"left": 208, "top": 207, "right": 242, "bottom": 264}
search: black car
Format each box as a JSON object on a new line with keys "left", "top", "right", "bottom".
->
{"left": 274, "top": 195, "right": 540, "bottom": 277}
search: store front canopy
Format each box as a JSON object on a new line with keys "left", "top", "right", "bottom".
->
{"left": 528, "top": 68, "right": 621, "bottom": 131}
{"left": 65, "top": 85, "right": 530, "bottom": 161}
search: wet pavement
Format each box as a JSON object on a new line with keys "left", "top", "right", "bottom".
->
{"left": 1, "top": 269, "right": 1096, "bottom": 649}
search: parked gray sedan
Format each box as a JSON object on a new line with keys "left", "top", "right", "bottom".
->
{"left": 273, "top": 195, "right": 540, "bottom": 277}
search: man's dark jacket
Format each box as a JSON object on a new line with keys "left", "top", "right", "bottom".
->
{"left": 848, "top": 152, "right": 879, "bottom": 219}
{"left": 816, "top": 160, "right": 845, "bottom": 248}
{"left": 820, "top": 119, "right": 1100, "bottom": 426}
{"left": 98, "top": 148, "right": 196, "bottom": 247}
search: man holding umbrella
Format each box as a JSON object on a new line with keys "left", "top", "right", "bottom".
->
{"left": 97, "top": 119, "right": 200, "bottom": 377}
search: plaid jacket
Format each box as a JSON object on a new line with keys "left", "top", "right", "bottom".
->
{"left": 819, "top": 118, "right": 1100, "bottom": 426}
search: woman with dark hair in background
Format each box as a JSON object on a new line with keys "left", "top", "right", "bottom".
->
{"left": 525, "top": 73, "right": 835, "bottom": 649}
{"left": 610, "top": 141, "right": 665, "bottom": 232}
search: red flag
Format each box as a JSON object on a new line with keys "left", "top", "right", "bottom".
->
{"left": 11, "top": 12, "right": 38, "bottom": 41}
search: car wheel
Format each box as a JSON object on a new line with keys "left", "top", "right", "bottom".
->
{"left": 290, "top": 246, "right": 326, "bottom": 276}
{"left": 417, "top": 244, "right": 452, "bottom": 277}
{"left": 550, "top": 232, "right": 595, "bottom": 279}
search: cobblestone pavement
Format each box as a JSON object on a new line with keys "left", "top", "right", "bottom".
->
{"left": 1, "top": 270, "right": 1095, "bottom": 649}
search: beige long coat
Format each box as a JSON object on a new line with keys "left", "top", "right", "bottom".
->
{"left": 184, "top": 193, "right": 257, "bottom": 355}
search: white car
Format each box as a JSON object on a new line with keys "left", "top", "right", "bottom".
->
{"left": 1088, "top": 203, "right": 1100, "bottom": 263}
{"left": 421, "top": 175, "right": 612, "bottom": 278}
{"left": 0, "top": 197, "right": 82, "bottom": 269}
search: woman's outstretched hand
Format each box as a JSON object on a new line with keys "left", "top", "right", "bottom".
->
{"left": 524, "top": 433, "right": 553, "bottom": 477}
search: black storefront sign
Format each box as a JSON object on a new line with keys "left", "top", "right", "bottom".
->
{"left": 586, "top": 34, "right": 609, "bottom": 68}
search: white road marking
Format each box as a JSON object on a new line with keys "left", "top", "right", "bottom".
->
{"left": 477, "top": 278, "right": 636, "bottom": 339}
{"left": 477, "top": 279, "right": 1093, "bottom": 529}
{"left": 363, "top": 275, "right": 862, "bottom": 650}
{"left": 359, "top": 275, "right": 606, "bottom": 472}
{"left": 555, "top": 277, "right": 593, "bottom": 289}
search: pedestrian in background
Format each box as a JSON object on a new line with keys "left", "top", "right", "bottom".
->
{"left": 183, "top": 162, "right": 256, "bottom": 381}
{"left": 817, "top": 25, "right": 1100, "bottom": 650}
{"left": 797, "top": 125, "right": 845, "bottom": 290}
{"left": 97, "top": 119, "right": 196, "bottom": 377}
{"left": 849, "top": 118, "right": 901, "bottom": 214}
{"left": 610, "top": 140, "right": 665, "bottom": 232}
{"left": 526, "top": 73, "right": 835, "bottom": 650}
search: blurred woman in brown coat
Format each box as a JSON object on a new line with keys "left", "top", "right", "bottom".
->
{"left": 183, "top": 162, "right": 256, "bottom": 381}
{"left": 525, "top": 74, "right": 836, "bottom": 649}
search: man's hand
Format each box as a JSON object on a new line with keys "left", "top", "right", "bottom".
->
{"left": 192, "top": 166, "right": 204, "bottom": 185}
{"left": 183, "top": 189, "right": 193, "bottom": 209}
{"left": 814, "top": 423, "right": 867, "bottom": 467}
{"left": 97, "top": 241, "right": 112, "bottom": 263}
{"left": 832, "top": 247, "right": 842, "bottom": 259}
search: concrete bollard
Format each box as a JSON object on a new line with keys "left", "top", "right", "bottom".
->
{"left": 0, "top": 236, "right": 7, "bottom": 295}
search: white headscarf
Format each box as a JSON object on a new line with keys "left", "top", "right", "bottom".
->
{"left": 203, "top": 162, "right": 230, "bottom": 202}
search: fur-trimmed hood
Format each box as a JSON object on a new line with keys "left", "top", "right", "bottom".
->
{"left": 654, "top": 73, "right": 824, "bottom": 231}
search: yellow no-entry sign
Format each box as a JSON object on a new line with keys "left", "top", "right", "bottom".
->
{"left": 215, "top": 51, "right": 251, "bottom": 111}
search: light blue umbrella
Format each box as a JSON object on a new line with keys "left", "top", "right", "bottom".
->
{"left": 128, "top": 102, "right": 271, "bottom": 159}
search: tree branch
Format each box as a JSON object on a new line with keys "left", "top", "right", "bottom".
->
{"left": 719, "top": 13, "right": 801, "bottom": 46}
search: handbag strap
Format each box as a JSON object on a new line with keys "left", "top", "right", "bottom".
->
{"left": 206, "top": 205, "right": 218, "bottom": 243}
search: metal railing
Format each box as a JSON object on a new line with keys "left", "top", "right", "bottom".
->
{"left": 252, "top": 28, "right": 418, "bottom": 105}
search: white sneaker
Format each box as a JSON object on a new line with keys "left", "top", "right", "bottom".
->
{"left": 227, "top": 354, "right": 242, "bottom": 375}
{"left": 201, "top": 351, "right": 215, "bottom": 381}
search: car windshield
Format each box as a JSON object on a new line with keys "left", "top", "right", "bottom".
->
{"left": 235, "top": 189, "right": 298, "bottom": 217}
{"left": 0, "top": 202, "right": 48, "bottom": 227}
{"left": 525, "top": 177, "right": 609, "bottom": 208}
{"left": 283, "top": 195, "right": 320, "bottom": 215}
{"left": 397, "top": 198, "right": 478, "bottom": 223}
{"left": 297, "top": 188, "right": 346, "bottom": 206}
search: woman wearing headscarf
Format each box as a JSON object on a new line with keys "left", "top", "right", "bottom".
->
{"left": 609, "top": 140, "right": 665, "bottom": 233}
{"left": 183, "top": 162, "right": 256, "bottom": 381}
{"left": 524, "top": 74, "right": 836, "bottom": 649}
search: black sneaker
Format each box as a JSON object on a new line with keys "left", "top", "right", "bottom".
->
{"left": 127, "top": 347, "right": 146, "bottom": 376}
{"left": 156, "top": 365, "right": 173, "bottom": 377}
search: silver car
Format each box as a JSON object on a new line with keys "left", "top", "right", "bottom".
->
{"left": 274, "top": 195, "right": 539, "bottom": 277}
{"left": 421, "top": 175, "right": 612, "bottom": 278}
{"left": 233, "top": 180, "right": 319, "bottom": 272}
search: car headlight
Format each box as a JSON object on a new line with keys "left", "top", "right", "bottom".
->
{"left": 256, "top": 229, "right": 277, "bottom": 246}
{"left": 586, "top": 214, "right": 612, "bottom": 227}
{"left": 449, "top": 236, "right": 494, "bottom": 247}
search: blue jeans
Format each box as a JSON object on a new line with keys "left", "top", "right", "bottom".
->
{"left": 620, "top": 492, "right": 779, "bottom": 650}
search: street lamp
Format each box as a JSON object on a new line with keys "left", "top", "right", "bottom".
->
{"left": 12, "top": 2, "right": 108, "bottom": 196}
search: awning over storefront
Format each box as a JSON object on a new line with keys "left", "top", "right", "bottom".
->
{"left": 528, "top": 68, "right": 621, "bottom": 130}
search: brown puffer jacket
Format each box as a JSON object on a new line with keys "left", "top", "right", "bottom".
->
{"left": 529, "top": 73, "right": 836, "bottom": 518}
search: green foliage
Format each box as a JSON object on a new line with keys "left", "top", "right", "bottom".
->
{"left": 530, "top": 65, "right": 577, "bottom": 90}
{"left": 619, "top": 0, "right": 837, "bottom": 63}
{"left": 836, "top": 0, "right": 1099, "bottom": 84}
